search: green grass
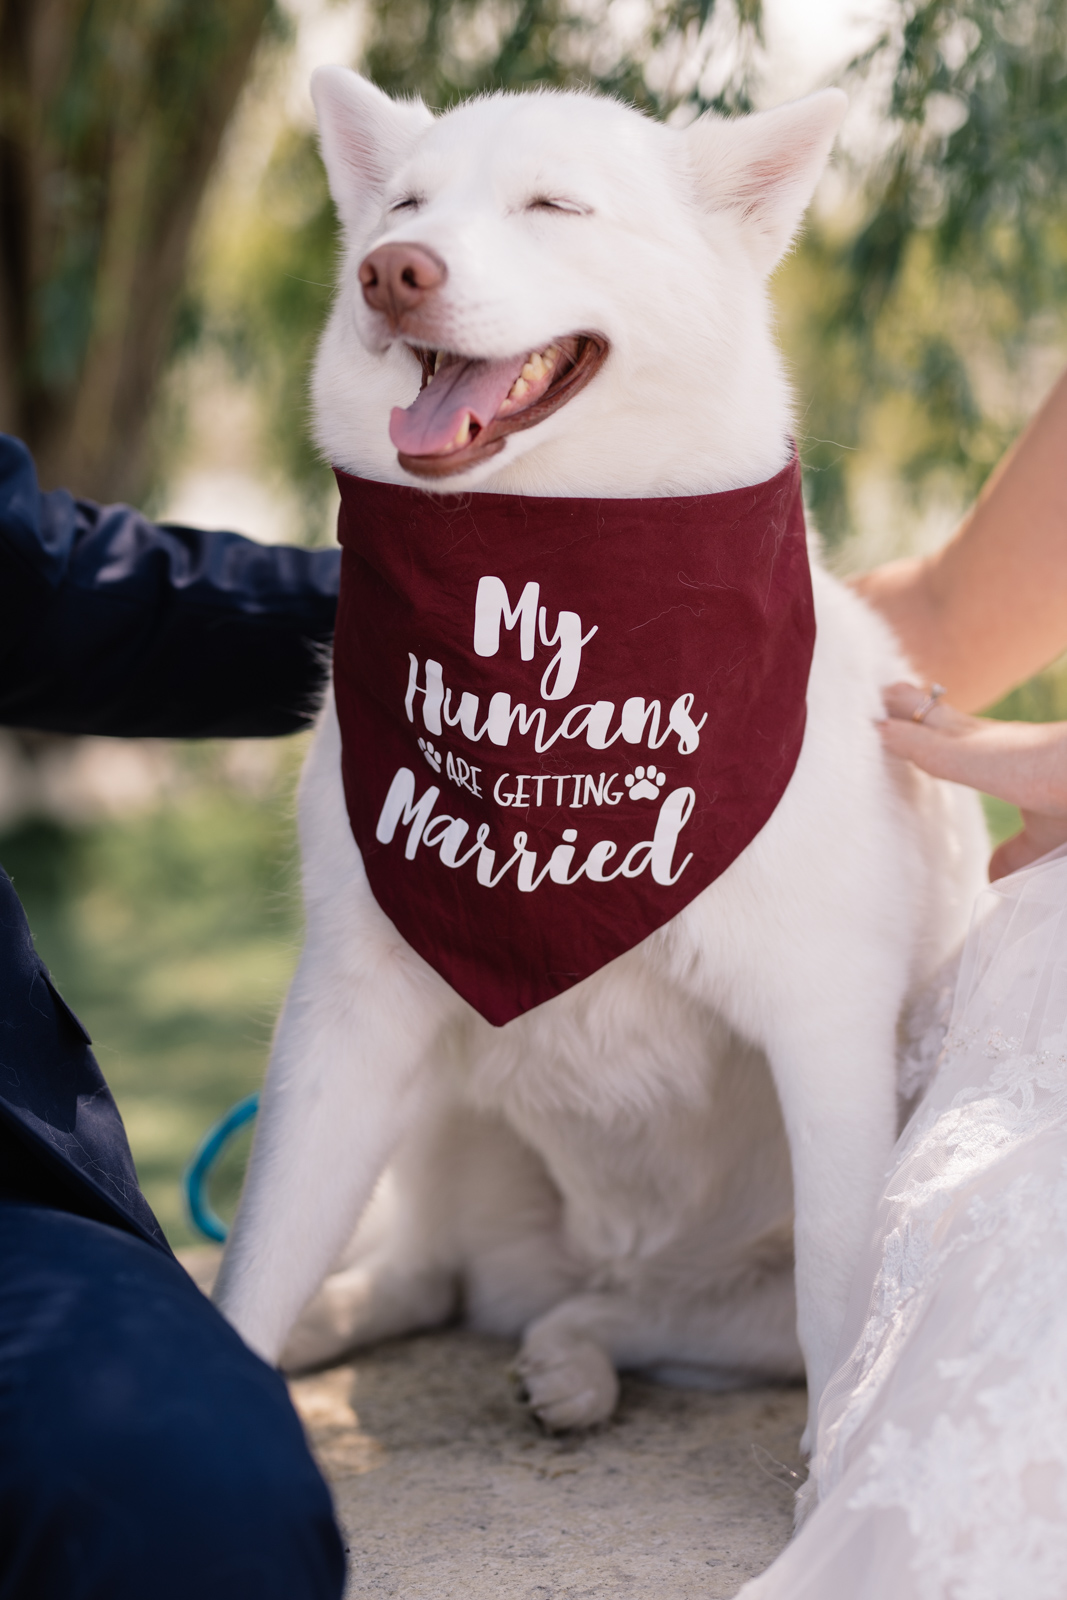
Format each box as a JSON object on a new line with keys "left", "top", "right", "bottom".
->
{"left": 0, "top": 742, "right": 307, "bottom": 1247}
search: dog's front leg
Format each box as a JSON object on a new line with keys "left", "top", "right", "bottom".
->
{"left": 213, "top": 936, "right": 449, "bottom": 1365}
{"left": 762, "top": 1004, "right": 899, "bottom": 1435}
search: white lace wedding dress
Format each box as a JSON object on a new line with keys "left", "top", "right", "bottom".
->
{"left": 739, "top": 846, "right": 1067, "bottom": 1600}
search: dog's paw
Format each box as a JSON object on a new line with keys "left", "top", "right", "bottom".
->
{"left": 623, "top": 765, "right": 667, "bottom": 801}
{"left": 418, "top": 737, "right": 443, "bottom": 773}
{"left": 514, "top": 1337, "right": 619, "bottom": 1431}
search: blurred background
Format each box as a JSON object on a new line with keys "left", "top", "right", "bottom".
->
{"left": 1, "top": 0, "right": 1064, "bottom": 1243}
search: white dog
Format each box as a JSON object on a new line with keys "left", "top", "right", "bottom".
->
{"left": 213, "top": 69, "right": 986, "bottom": 1439}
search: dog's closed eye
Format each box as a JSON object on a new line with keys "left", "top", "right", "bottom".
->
{"left": 525, "top": 196, "right": 592, "bottom": 216}
{"left": 389, "top": 196, "right": 423, "bottom": 213}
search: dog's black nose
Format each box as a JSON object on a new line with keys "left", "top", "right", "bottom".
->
{"left": 359, "top": 243, "right": 447, "bottom": 330}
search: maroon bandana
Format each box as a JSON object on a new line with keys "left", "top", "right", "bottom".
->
{"left": 333, "top": 455, "right": 814, "bottom": 1026}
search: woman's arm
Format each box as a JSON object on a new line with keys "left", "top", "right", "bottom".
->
{"left": 852, "top": 367, "right": 1067, "bottom": 713}
{"left": 0, "top": 433, "right": 339, "bottom": 739}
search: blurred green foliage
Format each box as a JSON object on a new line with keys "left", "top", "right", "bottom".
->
{"left": 991, "top": 654, "right": 1067, "bottom": 723}
{"left": 981, "top": 793, "right": 1022, "bottom": 844}
{"left": 784, "top": 0, "right": 1067, "bottom": 545}
{"left": 0, "top": 0, "right": 281, "bottom": 502}
{"left": 0, "top": 746, "right": 307, "bottom": 1244}
{"left": 360, "top": 0, "right": 763, "bottom": 111}
{"left": 193, "top": 123, "right": 339, "bottom": 536}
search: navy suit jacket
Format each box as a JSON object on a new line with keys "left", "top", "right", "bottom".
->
{"left": 0, "top": 434, "right": 339, "bottom": 1250}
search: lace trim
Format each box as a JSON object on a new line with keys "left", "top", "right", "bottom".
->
{"left": 812, "top": 1025, "right": 1067, "bottom": 1598}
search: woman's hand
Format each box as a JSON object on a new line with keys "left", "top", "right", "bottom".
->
{"left": 879, "top": 683, "right": 1067, "bottom": 879}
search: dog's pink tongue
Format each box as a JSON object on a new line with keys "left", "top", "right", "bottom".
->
{"left": 390, "top": 354, "right": 527, "bottom": 455}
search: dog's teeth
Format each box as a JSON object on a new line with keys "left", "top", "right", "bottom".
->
{"left": 434, "top": 351, "right": 446, "bottom": 373}
{"left": 507, "top": 351, "right": 556, "bottom": 403}
{"left": 454, "top": 415, "right": 471, "bottom": 447}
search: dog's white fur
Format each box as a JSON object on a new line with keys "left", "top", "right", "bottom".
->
{"left": 213, "top": 73, "right": 987, "bottom": 1437}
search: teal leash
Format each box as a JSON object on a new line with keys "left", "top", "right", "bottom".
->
{"left": 183, "top": 1093, "right": 259, "bottom": 1242}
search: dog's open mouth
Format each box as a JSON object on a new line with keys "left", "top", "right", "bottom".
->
{"left": 390, "top": 333, "right": 609, "bottom": 479}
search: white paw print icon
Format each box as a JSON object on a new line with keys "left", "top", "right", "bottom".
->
{"left": 418, "top": 738, "right": 442, "bottom": 773}
{"left": 624, "top": 765, "right": 667, "bottom": 801}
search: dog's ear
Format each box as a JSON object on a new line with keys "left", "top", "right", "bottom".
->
{"left": 311, "top": 67, "right": 433, "bottom": 235}
{"left": 684, "top": 89, "right": 847, "bottom": 273}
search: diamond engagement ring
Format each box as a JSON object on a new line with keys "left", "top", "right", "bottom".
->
{"left": 912, "top": 683, "right": 947, "bottom": 724}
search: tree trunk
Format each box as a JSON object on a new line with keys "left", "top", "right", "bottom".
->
{"left": 0, "top": 0, "right": 272, "bottom": 502}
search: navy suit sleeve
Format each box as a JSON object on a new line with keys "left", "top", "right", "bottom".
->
{"left": 0, "top": 433, "right": 340, "bottom": 738}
